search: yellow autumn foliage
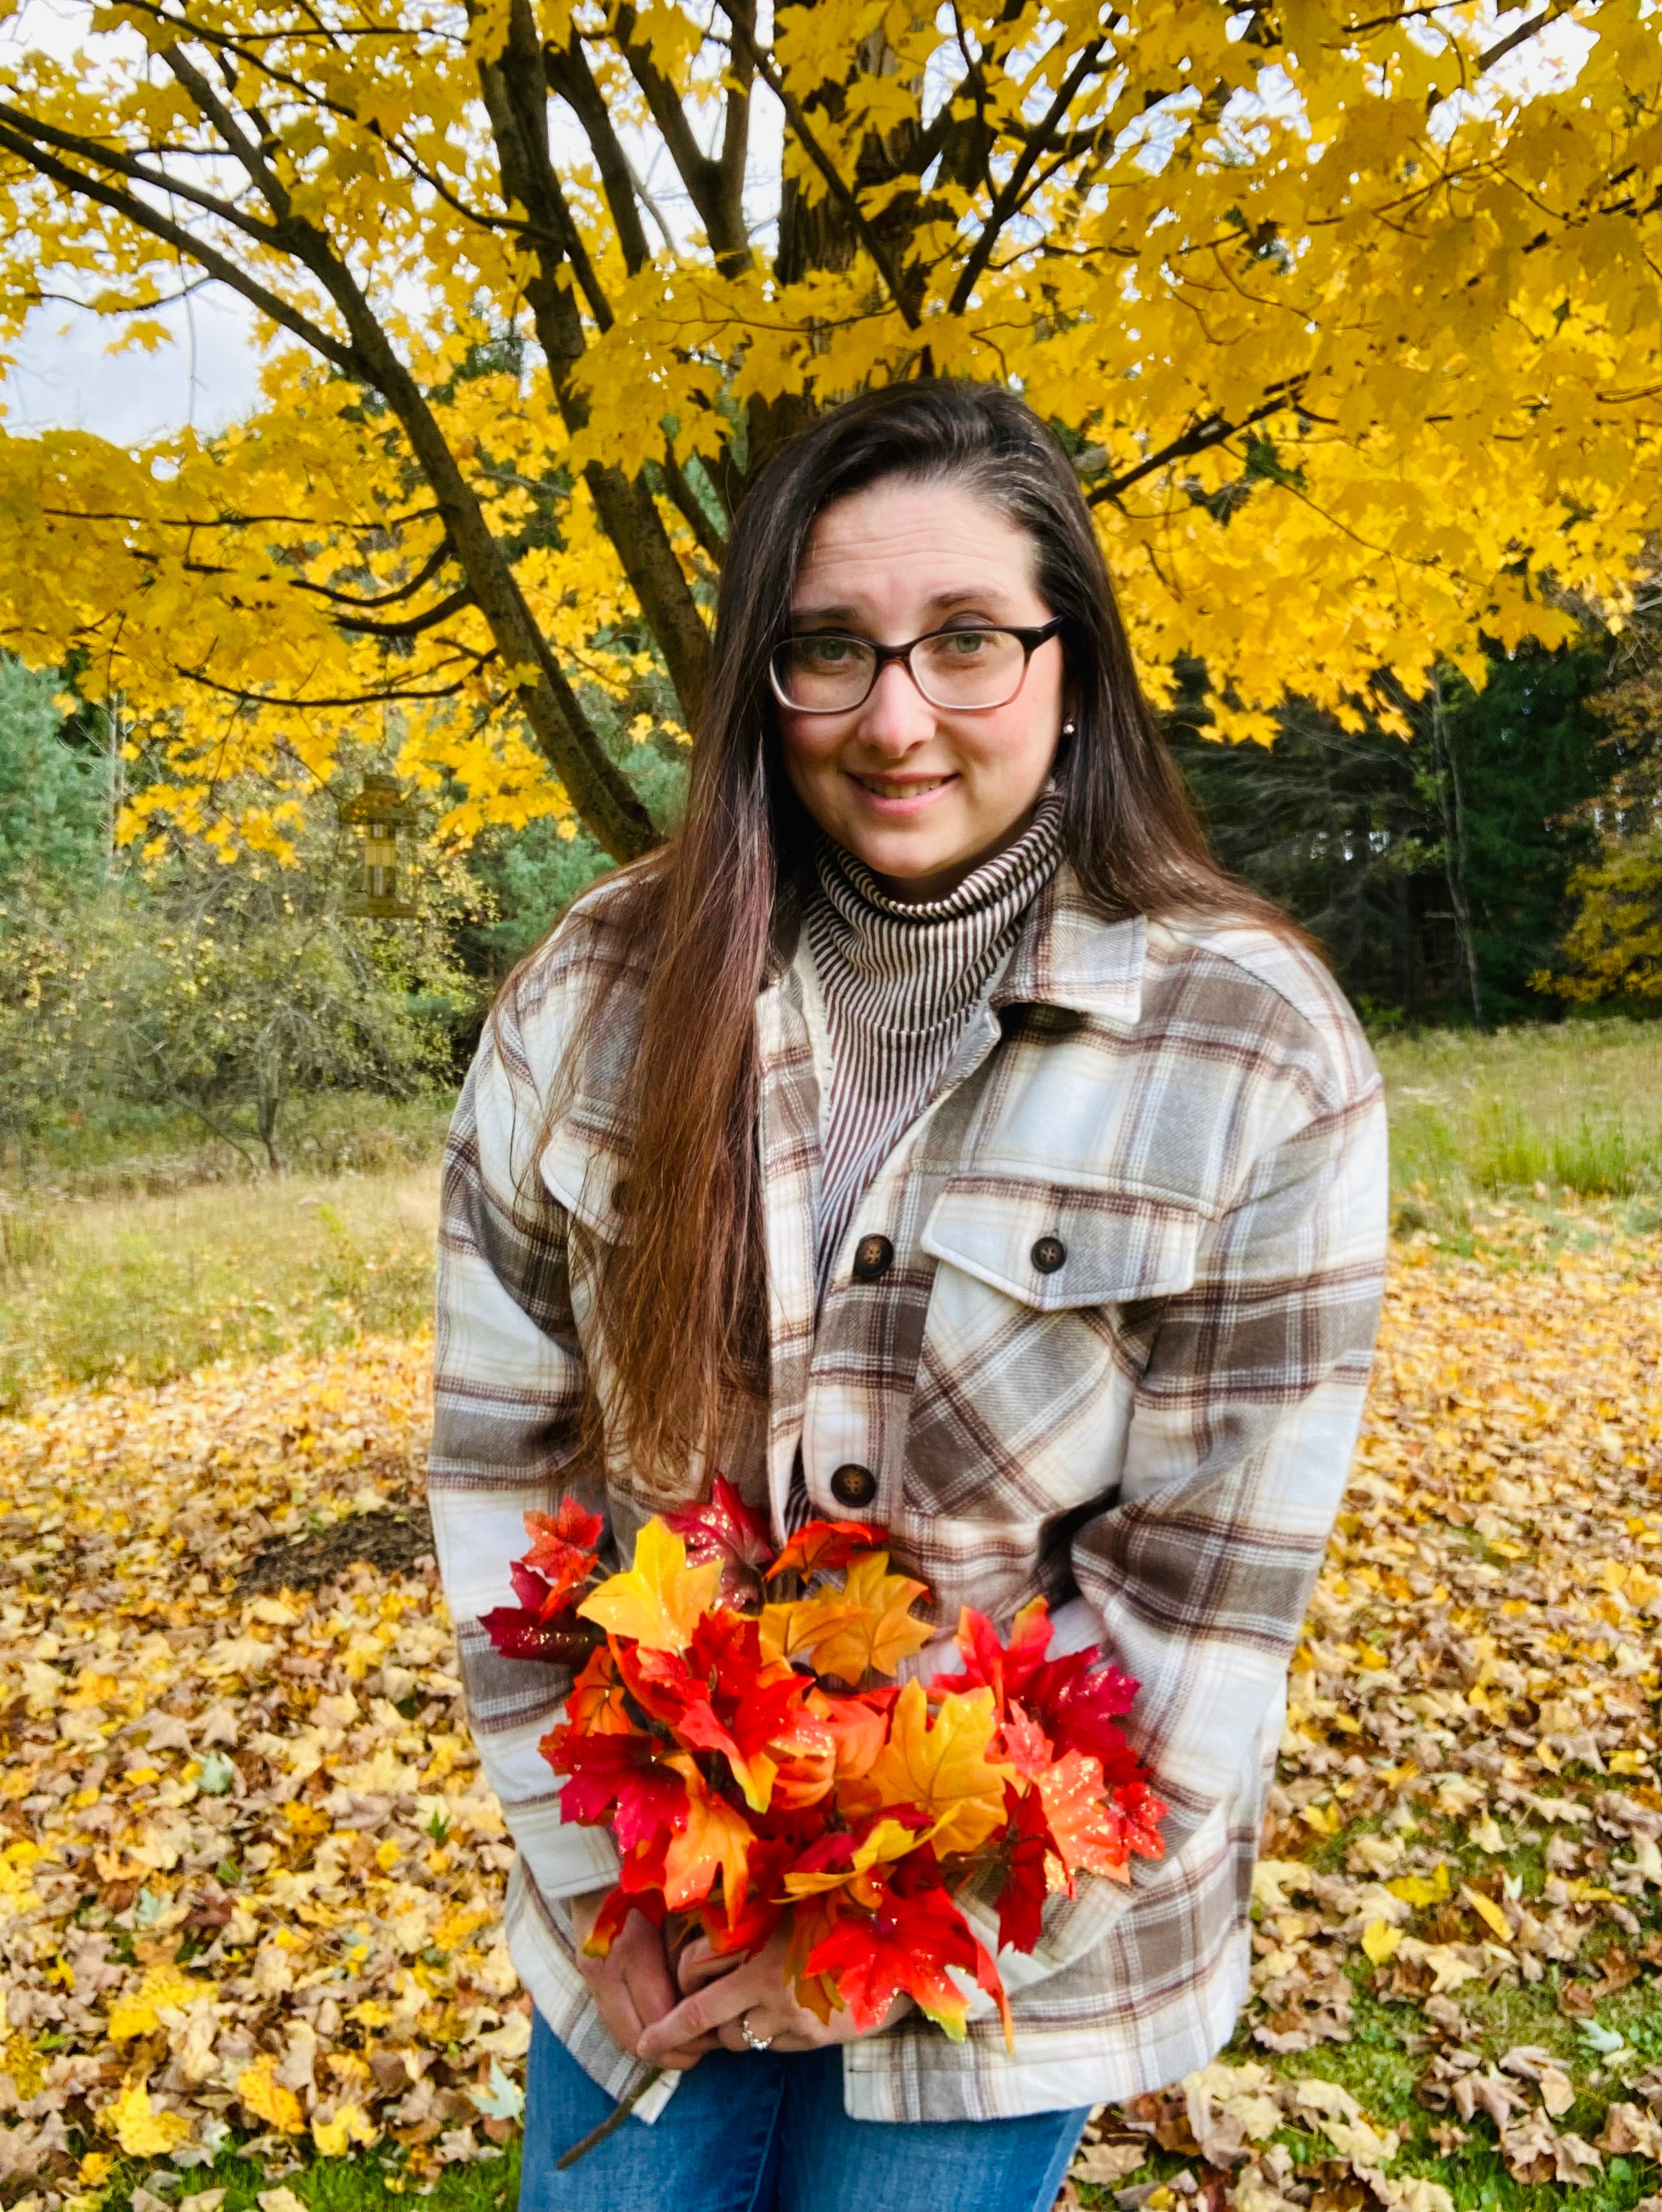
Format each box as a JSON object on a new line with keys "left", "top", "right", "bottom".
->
{"left": 0, "top": 3, "right": 1656, "bottom": 857}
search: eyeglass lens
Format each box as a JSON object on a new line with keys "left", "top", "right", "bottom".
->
{"left": 773, "top": 628, "right": 1029, "bottom": 711}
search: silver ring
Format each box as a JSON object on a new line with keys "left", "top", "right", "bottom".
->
{"left": 739, "top": 2011, "right": 774, "bottom": 2052}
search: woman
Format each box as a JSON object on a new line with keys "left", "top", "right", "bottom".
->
{"left": 428, "top": 382, "right": 1388, "bottom": 2212}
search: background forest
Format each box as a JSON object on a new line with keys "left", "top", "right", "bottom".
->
{"left": 5, "top": 587, "right": 1661, "bottom": 1196}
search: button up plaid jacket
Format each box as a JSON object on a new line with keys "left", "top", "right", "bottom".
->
{"left": 428, "top": 865, "right": 1388, "bottom": 2122}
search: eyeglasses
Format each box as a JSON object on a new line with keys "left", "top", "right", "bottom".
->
{"left": 769, "top": 617, "right": 1065, "bottom": 715}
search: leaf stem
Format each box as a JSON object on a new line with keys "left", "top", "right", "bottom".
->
{"left": 553, "top": 2062, "right": 665, "bottom": 2169}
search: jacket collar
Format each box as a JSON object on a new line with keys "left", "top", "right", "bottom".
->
{"left": 770, "top": 860, "right": 1145, "bottom": 1028}
{"left": 991, "top": 862, "right": 1145, "bottom": 1028}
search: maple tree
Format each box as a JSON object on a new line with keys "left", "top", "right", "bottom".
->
{"left": 1, "top": 4, "right": 1659, "bottom": 858}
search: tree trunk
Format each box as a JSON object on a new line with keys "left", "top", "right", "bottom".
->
{"left": 1428, "top": 674, "right": 1485, "bottom": 1029}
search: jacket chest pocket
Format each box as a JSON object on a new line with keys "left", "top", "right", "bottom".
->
{"left": 901, "top": 1177, "right": 1204, "bottom": 1521}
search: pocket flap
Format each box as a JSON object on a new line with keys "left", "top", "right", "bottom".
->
{"left": 921, "top": 1176, "right": 1203, "bottom": 1309}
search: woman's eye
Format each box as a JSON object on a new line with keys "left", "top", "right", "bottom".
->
{"left": 941, "top": 630, "right": 991, "bottom": 655}
{"left": 797, "top": 638, "right": 852, "bottom": 665}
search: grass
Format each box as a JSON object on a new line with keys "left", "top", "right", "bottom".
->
{"left": 1375, "top": 1016, "right": 1662, "bottom": 1237}
{"left": 82, "top": 2133, "right": 519, "bottom": 2212}
{"left": 0, "top": 1168, "right": 441, "bottom": 1410}
{"left": 2, "top": 1090, "right": 453, "bottom": 1199}
{"left": 5, "top": 1017, "right": 1662, "bottom": 1409}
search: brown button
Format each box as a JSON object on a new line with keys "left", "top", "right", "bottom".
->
{"left": 1031, "top": 1235, "right": 1066, "bottom": 1275}
{"left": 612, "top": 1177, "right": 630, "bottom": 1214}
{"left": 830, "top": 1463, "right": 877, "bottom": 1508}
{"left": 852, "top": 1234, "right": 893, "bottom": 1283}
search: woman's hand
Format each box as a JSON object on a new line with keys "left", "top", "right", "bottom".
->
{"left": 637, "top": 1922, "right": 911, "bottom": 2062}
{"left": 567, "top": 1888, "right": 716, "bottom": 2072}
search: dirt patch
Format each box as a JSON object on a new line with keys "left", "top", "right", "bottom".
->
{"left": 238, "top": 1505, "right": 434, "bottom": 1592}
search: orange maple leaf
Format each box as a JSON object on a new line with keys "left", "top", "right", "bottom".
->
{"left": 661, "top": 1758, "right": 753, "bottom": 1912}
{"left": 576, "top": 1519, "right": 721, "bottom": 1655}
{"left": 1034, "top": 1750, "right": 1129, "bottom": 1882}
{"left": 850, "top": 1681, "right": 1013, "bottom": 1855}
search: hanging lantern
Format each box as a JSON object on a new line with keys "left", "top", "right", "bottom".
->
{"left": 339, "top": 771, "right": 418, "bottom": 918}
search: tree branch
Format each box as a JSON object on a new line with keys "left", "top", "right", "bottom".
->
{"left": 1085, "top": 390, "right": 1302, "bottom": 504}
{"left": 334, "top": 585, "right": 476, "bottom": 638}
{"left": 0, "top": 118, "right": 362, "bottom": 374}
{"left": 946, "top": 37, "right": 1105, "bottom": 316}
{"left": 544, "top": 36, "right": 653, "bottom": 275}
{"left": 718, "top": 8, "right": 920, "bottom": 327}
{"left": 288, "top": 537, "right": 456, "bottom": 607}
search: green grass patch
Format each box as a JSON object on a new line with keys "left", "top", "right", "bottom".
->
{"left": 1377, "top": 1017, "right": 1662, "bottom": 1236}
{"left": 0, "top": 1168, "right": 441, "bottom": 1409}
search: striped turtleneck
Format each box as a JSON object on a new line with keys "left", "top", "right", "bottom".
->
{"left": 803, "top": 789, "right": 1065, "bottom": 1286}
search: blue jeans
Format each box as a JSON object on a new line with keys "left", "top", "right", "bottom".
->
{"left": 520, "top": 2012, "right": 1090, "bottom": 2212}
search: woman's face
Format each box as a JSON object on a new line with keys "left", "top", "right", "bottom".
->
{"left": 774, "top": 476, "right": 1067, "bottom": 901}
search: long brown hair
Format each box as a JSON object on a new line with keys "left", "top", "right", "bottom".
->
{"left": 529, "top": 380, "right": 1288, "bottom": 1504}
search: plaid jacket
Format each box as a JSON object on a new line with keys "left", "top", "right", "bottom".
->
{"left": 427, "top": 866, "right": 1388, "bottom": 2122}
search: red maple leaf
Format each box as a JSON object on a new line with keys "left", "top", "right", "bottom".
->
{"left": 1105, "top": 1776, "right": 1168, "bottom": 1867}
{"left": 994, "top": 1780, "right": 1063, "bottom": 1953}
{"left": 767, "top": 1519, "right": 889, "bottom": 1581}
{"left": 664, "top": 1474, "right": 775, "bottom": 1603}
{"left": 1022, "top": 1647, "right": 1142, "bottom": 1779}
{"left": 479, "top": 1600, "right": 596, "bottom": 1665}
{"left": 805, "top": 1863, "right": 1009, "bottom": 2043}
{"left": 614, "top": 1610, "right": 813, "bottom": 1810}
{"left": 519, "top": 1499, "right": 604, "bottom": 1607}
{"left": 542, "top": 1729, "right": 689, "bottom": 1851}
{"left": 933, "top": 1598, "right": 1054, "bottom": 1710}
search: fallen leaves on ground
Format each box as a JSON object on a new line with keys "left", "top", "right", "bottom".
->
{"left": 1067, "top": 1213, "right": 1662, "bottom": 2209}
{"left": 0, "top": 1335, "right": 524, "bottom": 2200}
{"left": 1, "top": 1213, "right": 1661, "bottom": 2212}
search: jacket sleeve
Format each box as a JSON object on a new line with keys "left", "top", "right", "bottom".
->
{"left": 426, "top": 984, "right": 621, "bottom": 1905}
{"left": 980, "top": 1068, "right": 1388, "bottom": 1990}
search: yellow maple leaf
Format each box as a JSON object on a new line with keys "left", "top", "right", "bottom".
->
{"left": 102, "top": 2079, "right": 192, "bottom": 2156}
{"left": 661, "top": 1760, "right": 752, "bottom": 1910}
{"left": 1388, "top": 1863, "right": 1451, "bottom": 1909}
{"left": 1460, "top": 1883, "right": 1511, "bottom": 1941}
{"left": 236, "top": 2054, "right": 307, "bottom": 2134}
{"left": 782, "top": 1816, "right": 921, "bottom": 1900}
{"left": 312, "top": 2101, "right": 380, "bottom": 2155}
{"left": 853, "top": 1682, "right": 1012, "bottom": 1855}
{"left": 577, "top": 1519, "right": 721, "bottom": 1655}
{"left": 107, "top": 1963, "right": 214, "bottom": 2042}
{"left": 1360, "top": 1918, "right": 1402, "bottom": 1965}
{"left": 760, "top": 1554, "right": 933, "bottom": 1683}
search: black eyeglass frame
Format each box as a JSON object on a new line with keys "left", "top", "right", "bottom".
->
{"left": 768, "top": 615, "right": 1067, "bottom": 715}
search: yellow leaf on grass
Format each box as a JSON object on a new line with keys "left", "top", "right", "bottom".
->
{"left": 854, "top": 1681, "right": 1012, "bottom": 1855}
{"left": 577, "top": 1520, "right": 720, "bottom": 1655}
{"left": 103, "top": 2079, "right": 193, "bottom": 2156}
{"left": 236, "top": 2054, "right": 307, "bottom": 2134}
{"left": 1361, "top": 1918, "right": 1403, "bottom": 1965}
{"left": 1388, "top": 1862, "right": 1451, "bottom": 1908}
{"left": 312, "top": 2101, "right": 380, "bottom": 2155}
{"left": 1460, "top": 1884, "right": 1511, "bottom": 1941}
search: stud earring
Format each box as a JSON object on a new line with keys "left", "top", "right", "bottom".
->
{"left": 1062, "top": 718, "right": 1076, "bottom": 736}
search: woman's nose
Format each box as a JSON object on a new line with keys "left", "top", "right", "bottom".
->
{"left": 852, "top": 657, "right": 937, "bottom": 751}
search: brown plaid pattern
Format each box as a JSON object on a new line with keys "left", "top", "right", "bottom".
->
{"left": 428, "top": 868, "right": 1388, "bottom": 2121}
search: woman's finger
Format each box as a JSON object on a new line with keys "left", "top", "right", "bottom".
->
{"left": 635, "top": 1956, "right": 773, "bottom": 2059}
